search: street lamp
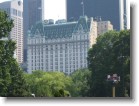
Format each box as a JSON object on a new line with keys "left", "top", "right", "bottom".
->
{"left": 107, "top": 74, "right": 120, "bottom": 97}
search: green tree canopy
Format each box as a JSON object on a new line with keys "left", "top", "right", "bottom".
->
{"left": 24, "top": 70, "right": 72, "bottom": 97}
{"left": 87, "top": 30, "right": 130, "bottom": 97}
{"left": 70, "top": 69, "right": 91, "bottom": 97}
{"left": 0, "top": 11, "right": 29, "bottom": 97}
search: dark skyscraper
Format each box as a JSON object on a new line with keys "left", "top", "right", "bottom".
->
{"left": 66, "top": 0, "right": 127, "bottom": 31}
{"left": 23, "top": 0, "right": 44, "bottom": 62}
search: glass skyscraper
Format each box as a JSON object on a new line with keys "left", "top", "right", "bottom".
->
{"left": 23, "top": 0, "right": 44, "bottom": 62}
{"left": 66, "top": 0, "right": 127, "bottom": 31}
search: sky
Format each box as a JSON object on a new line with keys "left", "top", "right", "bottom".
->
{"left": 44, "top": 0, "right": 66, "bottom": 21}
{"left": 0, "top": 0, "right": 66, "bottom": 21}
{"left": 0, "top": 0, "right": 130, "bottom": 29}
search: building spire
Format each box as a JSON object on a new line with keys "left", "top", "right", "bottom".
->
{"left": 81, "top": 0, "right": 85, "bottom": 16}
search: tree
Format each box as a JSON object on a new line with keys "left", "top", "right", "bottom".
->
{"left": 7, "top": 58, "right": 30, "bottom": 97}
{"left": 24, "top": 70, "right": 72, "bottom": 97}
{"left": 112, "top": 30, "right": 130, "bottom": 97}
{"left": 0, "top": 11, "right": 29, "bottom": 96}
{"left": 70, "top": 69, "right": 91, "bottom": 97}
{"left": 87, "top": 30, "right": 130, "bottom": 97}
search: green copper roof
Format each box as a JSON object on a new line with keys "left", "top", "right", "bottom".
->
{"left": 29, "top": 16, "right": 93, "bottom": 39}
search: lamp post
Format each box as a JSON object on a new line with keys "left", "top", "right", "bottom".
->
{"left": 107, "top": 74, "right": 120, "bottom": 97}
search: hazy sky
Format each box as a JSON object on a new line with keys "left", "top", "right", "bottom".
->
{"left": 44, "top": 0, "right": 66, "bottom": 20}
{"left": 0, "top": 0, "right": 66, "bottom": 21}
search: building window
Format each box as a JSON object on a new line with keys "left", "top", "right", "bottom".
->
{"left": 12, "top": 8, "right": 17, "bottom": 16}
{"left": 51, "top": 45, "right": 53, "bottom": 50}
{"left": 60, "top": 44, "right": 62, "bottom": 49}
{"left": 55, "top": 45, "right": 58, "bottom": 50}
{"left": 65, "top": 44, "right": 68, "bottom": 49}
{"left": 18, "top": 10, "right": 21, "bottom": 17}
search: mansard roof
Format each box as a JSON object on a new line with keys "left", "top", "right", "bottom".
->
{"left": 29, "top": 16, "right": 93, "bottom": 39}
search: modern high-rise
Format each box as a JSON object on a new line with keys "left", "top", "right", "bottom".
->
{"left": 66, "top": 0, "right": 127, "bottom": 31}
{"left": 27, "top": 16, "right": 97, "bottom": 74}
{"left": 0, "top": 0, "right": 23, "bottom": 63}
{"left": 23, "top": 0, "right": 44, "bottom": 62}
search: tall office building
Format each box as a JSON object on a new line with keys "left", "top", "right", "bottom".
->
{"left": 23, "top": 0, "right": 44, "bottom": 62}
{"left": 0, "top": 0, "right": 23, "bottom": 63}
{"left": 66, "top": 0, "right": 127, "bottom": 31}
{"left": 123, "top": 0, "right": 127, "bottom": 29}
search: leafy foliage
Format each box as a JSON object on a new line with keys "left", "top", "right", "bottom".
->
{"left": 0, "top": 11, "right": 14, "bottom": 39}
{"left": 24, "top": 70, "right": 72, "bottom": 97}
{"left": 87, "top": 30, "right": 130, "bottom": 97}
{"left": 70, "top": 69, "right": 91, "bottom": 97}
{"left": 0, "top": 11, "right": 29, "bottom": 97}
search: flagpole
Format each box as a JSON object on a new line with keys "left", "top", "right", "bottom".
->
{"left": 81, "top": 0, "right": 85, "bottom": 16}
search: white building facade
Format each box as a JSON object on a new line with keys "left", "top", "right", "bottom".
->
{"left": 0, "top": 0, "right": 23, "bottom": 63}
{"left": 27, "top": 16, "right": 97, "bottom": 74}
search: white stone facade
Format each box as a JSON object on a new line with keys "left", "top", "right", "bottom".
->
{"left": 27, "top": 17, "right": 97, "bottom": 74}
{"left": 28, "top": 34, "right": 89, "bottom": 74}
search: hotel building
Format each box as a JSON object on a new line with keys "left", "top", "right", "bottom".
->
{"left": 27, "top": 16, "right": 97, "bottom": 74}
{"left": 27, "top": 16, "right": 113, "bottom": 74}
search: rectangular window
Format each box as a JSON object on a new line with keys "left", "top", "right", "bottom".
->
{"left": 12, "top": 8, "right": 17, "bottom": 16}
{"left": 51, "top": 45, "right": 53, "bottom": 50}
{"left": 60, "top": 44, "right": 62, "bottom": 49}
{"left": 18, "top": 10, "right": 21, "bottom": 17}
{"left": 55, "top": 45, "right": 58, "bottom": 50}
